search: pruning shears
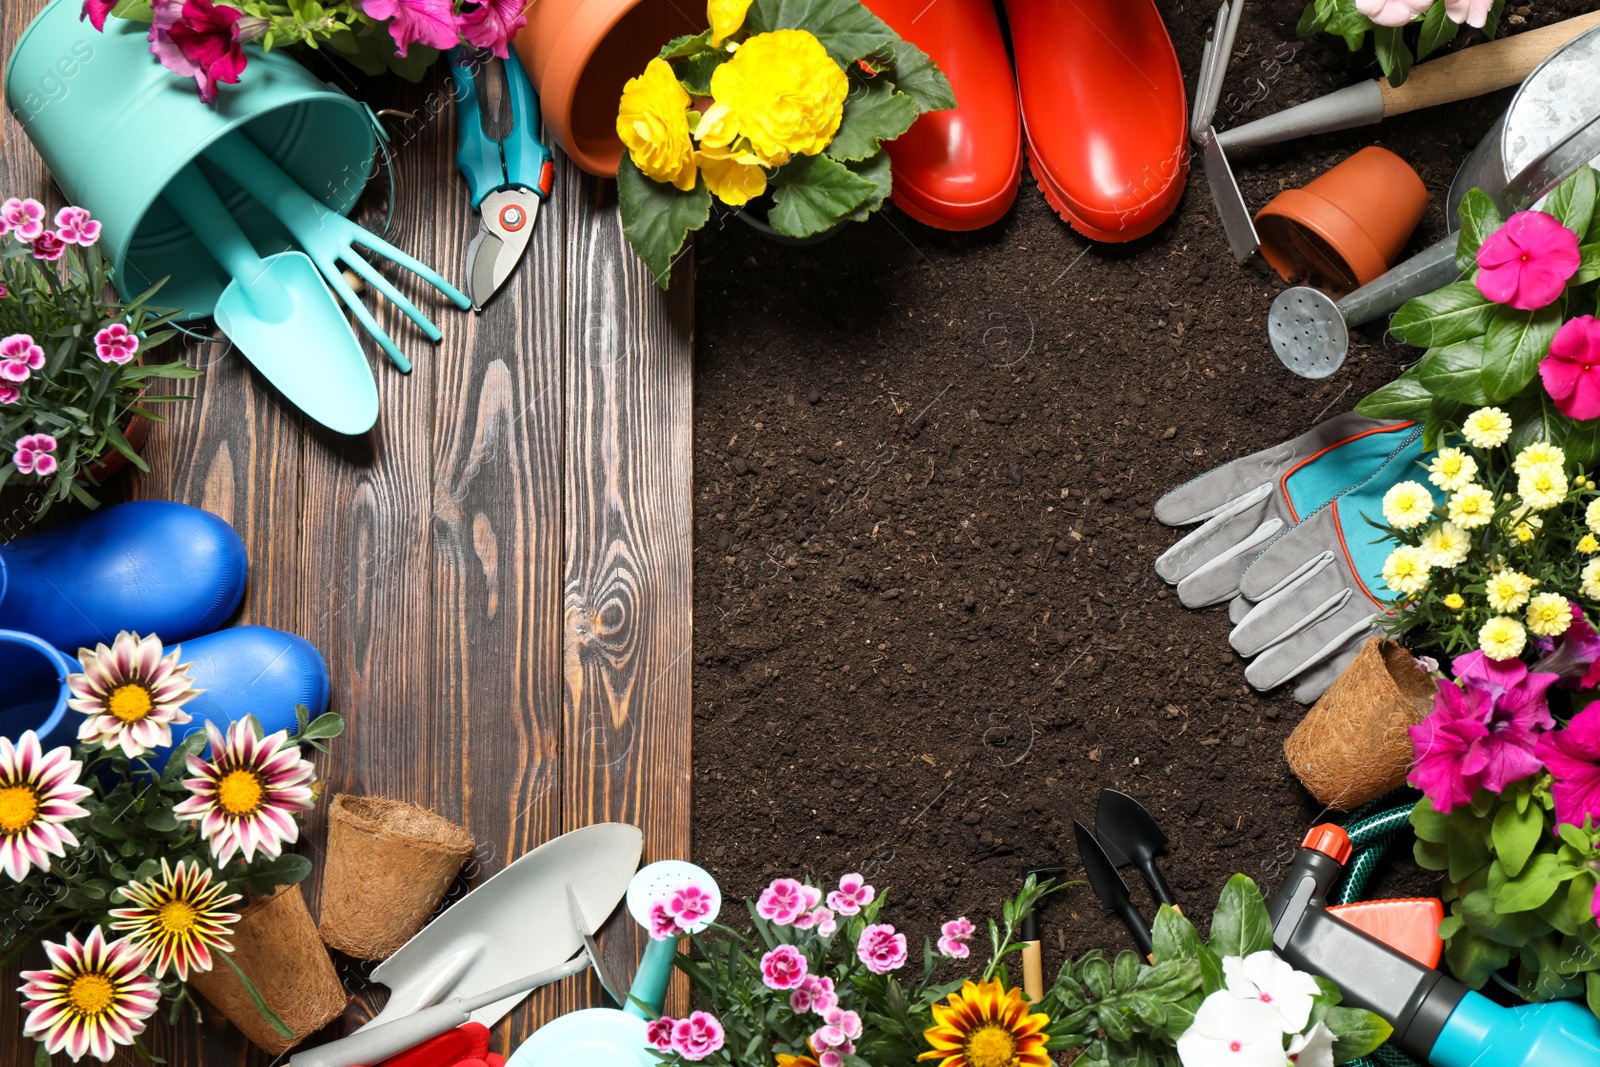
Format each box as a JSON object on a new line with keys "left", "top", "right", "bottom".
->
{"left": 449, "top": 48, "right": 554, "bottom": 311}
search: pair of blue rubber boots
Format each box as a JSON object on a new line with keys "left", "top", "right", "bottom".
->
{"left": 0, "top": 501, "right": 328, "bottom": 758}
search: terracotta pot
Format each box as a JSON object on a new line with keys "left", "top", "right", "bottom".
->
{"left": 513, "top": 0, "right": 706, "bottom": 178}
{"left": 79, "top": 414, "right": 150, "bottom": 486}
{"left": 1255, "top": 147, "right": 1428, "bottom": 298}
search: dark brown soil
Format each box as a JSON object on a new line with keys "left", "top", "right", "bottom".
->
{"left": 690, "top": 0, "right": 1594, "bottom": 973}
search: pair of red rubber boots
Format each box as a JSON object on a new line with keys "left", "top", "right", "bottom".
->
{"left": 869, "top": 0, "right": 1187, "bottom": 239}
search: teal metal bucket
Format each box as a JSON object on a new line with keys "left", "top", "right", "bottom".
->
{"left": 5, "top": 0, "right": 375, "bottom": 319}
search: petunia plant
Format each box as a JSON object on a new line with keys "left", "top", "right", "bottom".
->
{"left": 615, "top": 0, "right": 955, "bottom": 287}
{"left": 0, "top": 631, "right": 344, "bottom": 1064}
{"left": 1296, "top": 0, "right": 1505, "bottom": 87}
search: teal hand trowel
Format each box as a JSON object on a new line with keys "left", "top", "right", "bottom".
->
{"left": 160, "top": 164, "right": 379, "bottom": 435}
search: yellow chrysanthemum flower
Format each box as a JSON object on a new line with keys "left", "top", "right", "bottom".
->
{"left": 919, "top": 979, "right": 1052, "bottom": 1067}
{"left": 1461, "top": 407, "right": 1513, "bottom": 450}
{"left": 1427, "top": 448, "right": 1478, "bottom": 492}
{"left": 708, "top": 30, "right": 847, "bottom": 163}
{"left": 1526, "top": 592, "right": 1573, "bottom": 637}
{"left": 1447, "top": 484, "right": 1496, "bottom": 529}
{"left": 1517, "top": 461, "right": 1568, "bottom": 511}
{"left": 1443, "top": 592, "right": 1465, "bottom": 611}
{"left": 1513, "top": 441, "right": 1566, "bottom": 476}
{"left": 1586, "top": 498, "right": 1600, "bottom": 535}
{"left": 707, "top": 0, "right": 752, "bottom": 45}
{"left": 1485, "top": 569, "right": 1535, "bottom": 613}
{"left": 1582, "top": 559, "right": 1600, "bottom": 600}
{"left": 1420, "top": 522, "right": 1471, "bottom": 569}
{"left": 1580, "top": 534, "right": 1599, "bottom": 555}
{"left": 1381, "top": 545, "right": 1431, "bottom": 597}
{"left": 1382, "top": 480, "right": 1434, "bottom": 530}
{"left": 617, "top": 58, "right": 697, "bottom": 191}
{"left": 1479, "top": 615, "right": 1527, "bottom": 660}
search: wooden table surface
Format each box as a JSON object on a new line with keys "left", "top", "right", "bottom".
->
{"left": 0, "top": 2, "right": 693, "bottom": 1062}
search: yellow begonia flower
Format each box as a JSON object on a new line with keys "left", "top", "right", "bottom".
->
{"left": 1382, "top": 480, "right": 1434, "bottom": 530}
{"left": 1517, "top": 461, "right": 1568, "bottom": 511}
{"left": 1485, "top": 569, "right": 1535, "bottom": 613}
{"left": 1526, "top": 592, "right": 1573, "bottom": 637}
{"left": 1382, "top": 545, "right": 1431, "bottom": 597}
{"left": 1443, "top": 592, "right": 1465, "bottom": 611}
{"left": 708, "top": 0, "right": 752, "bottom": 45}
{"left": 694, "top": 142, "right": 767, "bottom": 206}
{"left": 617, "top": 58, "right": 697, "bottom": 191}
{"left": 1427, "top": 448, "right": 1478, "bottom": 492}
{"left": 1513, "top": 441, "right": 1565, "bottom": 476}
{"left": 709, "top": 30, "right": 847, "bottom": 163}
{"left": 1421, "top": 522, "right": 1470, "bottom": 569}
{"left": 1447, "top": 484, "right": 1495, "bottom": 529}
{"left": 1479, "top": 615, "right": 1527, "bottom": 660}
{"left": 1579, "top": 534, "right": 1599, "bottom": 555}
{"left": 1583, "top": 559, "right": 1600, "bottom": 600}
{"left": 1462, "top": 407, "right": 1513, "bottom": 450}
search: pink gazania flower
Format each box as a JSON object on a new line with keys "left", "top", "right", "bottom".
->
{"left": 757, "top": 877, "right": 809, "bottom": 925}
{"left": 646, "top": 901, "right": 678, "bottom": 940}
{"left": 1355, "top": 0, "right": 1430, "bottom": 26}
{"left": 760, "top": 944, "right": 809, "bottom": 990}
{"left": 54, "top": 206, "right": 101, "bottom": 246}
{"left": 361, "top": 0, "right": 459, "bottom": 57}
{"left": 0, "top": 385, "right": 18, "bottom": 405}
{"left": 1475, "top": 210, "right": 1580, "bottom": 310}
{"left": 1445, "top": 0, "right": 1494, "bottom": 27}
{"left": 456, "top": 0, "right": 528, "bottom": 58}
{"left": 789, "top": 973, "right": 836, "bottom": 1015}
{"left": 149, "top": 0, "right": 266, "bottom": 104}
{"left": 1541, "top": 315, "right": 1600, "bottom": 421}
{"left": 670, "top": 1011, "right": 725, "bottom": 1062}
{"left": 67, "top": 631, "right": 201, "bottom": 759}
{"left": 172, "top": 719, "right": 316, "bottom": 864}
{"left": 644, "top": 1017, "right": 676, "bottom": 1052}
{"left": 0, "top": 332, "right": 44, "bottom": 383}
{"left": 31, "top": 231, "right": 65, "bottom": 261}
{"left": 1534, "top": 704, "right": 1600, "bottom": 831}
{"left": 826, "top": 871, "right": 875, "bottom": 915}
{"left": 18, "top": 927, "right": 160, "bottom": 1063}
{"left": 937, "top": 916, "right": 976, "bottom": 959}
{"left": 1, "top": 197, "right": 48, "bottom": 242}
{"left": 665, "top": 882, "right": 714, "bottom": 930}
{"left": 94, "top": 323, "right": 140, "bottom": 365}
{"left": 14, "top": 434, "right": 59, "bottom": 477}
{"left": 108, "top": 858, "right": 240, "bottom": 981}
{"left": 856, "top": 922, "right": 907, "bottom": 974}
{"left": 0, "top": 731, "right": 92, "bottom": 882}
{"left": 81, "top": 0, "right": 117, "bottom": 30}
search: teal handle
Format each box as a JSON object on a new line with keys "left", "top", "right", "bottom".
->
{"left": 625, "top": 935, "right": 678, "bottom": 1019}
{"left": 500, "top": 50, "right": 552, "bottom": 197}
{"left": 160, "top": 164, "right": 262, "bottom": 281}
{"left": 1431, "top": 993, "right": 1600, "bottom": 1067}
{"left": 449, "top": 51, "right": 506, "bottom": 208}
{"left": 448, "top": 49, "right": 552, "bottom": 208}
{"left": 206, "top": 131, "right": 339, "bottom": 227}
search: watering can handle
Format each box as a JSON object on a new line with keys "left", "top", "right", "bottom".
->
{"left": 161, "top": 164, "right": 261, "bottom": 282}
{"left": 626, "top": 935, "right": 678, "bottom": 1019}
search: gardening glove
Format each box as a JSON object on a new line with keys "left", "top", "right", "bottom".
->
{"left": 1154, "top": 414, "right": 1419, "bottom": 608}
{"left": 1228, "top": 425, "right": 1428, "bottom": 702}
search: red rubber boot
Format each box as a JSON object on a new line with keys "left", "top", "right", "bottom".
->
{"left": 1002, "top": 0, "right": 1188, "bottom": 242}
{"left": 863, "top": 0, "right": 1021, "bottom": 230}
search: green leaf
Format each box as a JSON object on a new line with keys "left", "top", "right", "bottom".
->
{"left": 1390, "top": 280, "right": 1493, "bottom": 349}
{"left": 1373, "top": 26, "right": 1413, "bottom": 87}
{"left": 1445, "top": 924, "right": 1514, "bottom": 987}
{"left": 1415, "top": 0, "right": 1459, "bottom": 60}
{"left": 111, "top": 0, "right": 153, "bottom": 19}
{"left": 218, "top": 951, "right": 294, "bottom": 1039}
{"left": 1082, "top": 954, "right": 1112, "bottom": 998}
{"left": 1417, "top": 339, "right": 1492, "bottom": 405}
{"left": 675, "top": 51, "right": 728, "bottom": 96}
{"left": 616, "top": 154, "right": 711, "bottom": 289}
{"left": 1209, "top": 874, "right": 1274, "bottom": 958}
{"left": 1506, "top": 387, "right": 1600, "bottom": 466}
{"left": 843, "top": 151, "right": 893, "bottom": 223}
{"left": 1455, "top": 188, "right": 1504, "bottom": 275}
{"left": 1494, "top": 852, "right": 1569, "bottom": 913}
{"left": 1356, "top": 367, "right": 1432, "bottom": 419}
{"left": 1326, "top": 1006, "right": 1394, "bottom": 1061}
{"left": 885, "top": 40, "right": 955, "bottom": 113}
{"left": 829, "top": 78, "right": 920, "bottom": 162}
{"left": 1573, "top": 243, "right": 1600, "bottom": 286}
{"left": 242, "top": 853, "right": 314, "bottom": 895}
{"left": 745, "top": 0, "right": 897, "bottom": 64}
{"left": 1481, "top": 303, "right": 1562, "bottom": 402}
{"left": 1491, "top": 799, "right": 1543, "bottom": 879}
{"left": 768, "top": 153, "right": 876, "bottom": 238}
{"left": 143, "top": 806, "right": 180, "bottom": 833}
{"left": 1588, "top": 971, "right": 1600, "bottom": 1019}
{"left": 35, "top": 1041, "right": 50, "bottom": 1067}
{"left": 1113, "top": 950, "right": 1141, "bottom": 991}
{"left": 658, "top": 30, "right": 714, "bottom": 59}
{"left": 1545, "top": 167, "right": 1597, "bottom": 238}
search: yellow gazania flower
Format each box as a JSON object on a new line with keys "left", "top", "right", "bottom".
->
{"left": 1443, "top": 592, "right": 1465, "bottom": 611}
{"left": 108, "top": 858, "right": 241, "bottom": 981}
{"left": 1582, "top": 558, "right": 1600, "bottom": 600}
{"left": 1517, "top": 461, "right": 1568, "bottom": 511}
{"left": 709, "top": 30, "right": 847, "bottom": 162}
{"left": 1447, "top": 484, "right": 1495, "bottom": 529}
{"left": 1427, "top": 448, "right": 1478, "bottom": 492}
{"left": 708, "top": 0, "right": 752, "bottom": 45}
{"left": 1382, "top": 480, "right": 1434, "bottom": 530}
{"left": 920, "top": 980, "right": 1052, "bottom": 1067}
{"left": 1485, "top": 569, "right": 1535, "bottom": 613}
{"left": 1479, "top": 615, "right": 1527, "bottom": 660}
{"left": 1513, "top": 441, "right": 1565, "bottom": 476}
{"left": 1420, "top": 522, "right": 1471, "bottom": 569}
{"left": 1462, "top": 407, "right": 1513, "bottom": 450}
{"left": 1526, "top": 592, "right": 1574, "bottom": 637}
{"left": 1381, "top": 545, "right": 1431, "bottom": 597}
{"left": 617, "top": 58, "right": 697, "bottom": 191}
{"left": 1580, "top": 534, "right": 1600, "bottom": 555}
{"left": 775, "top": 1056, "right": 820, "bottom": 1067}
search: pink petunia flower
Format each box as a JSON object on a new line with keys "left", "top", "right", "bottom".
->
{"left": 670, "top": 1011, "right": 725, "bottom": 1062}
{"left": 937, "top": 916, "right": 975, "bottom": 959}
{"left": 647, "top": 901, "right": 678, "bottom": 940}
{"left": 94, "top": 323, "right": 140, "bottom": 365}
{"left": 53, "top": 206, "right": 100, "bottom": 246}
{"left": 14, "top": 434, "right": 58, "bottom": 477}
{"left": 1475, "top": 210, "right": 1580, "bottom": 310}
{"left": 1533, "top": 705, "right": 1600, "bottom": 831}
{"left": 760, "top": 944, "right": 808, "bottom": 990}
{"left": 826, "top": 872, "right": 875, "bottom": 915}
{"left": 644, "top": 1017, "right": 675, "bottom": 1052}
{"left": 789, "top": 973, "right": 836, "bottom": 1014}
{"left": 361, "top": 0, "right": 460, "bottom": 57}
{"left": 856, "top": 922, "right": 907, "bottom": 974}
{"left": 1409, "top": 681, "right": 1492, "bottom": 812}
{"left": 456, "top": 0, "right": 528, "bottom": 58}
{"left": 0, "top": 385, "right": 18, "bottom": 405}
{"left": 30, "top": 232, "right": 65, "bottom": 261}
{"left": 1532, "top": 605, "right": 1600, "bottom": 690}
{"left": 1445, "top": 0, "right": 1494, "bottom": 27}
{"left": 1355, "top": 0, "right": 1431, "bottom": 27}
{"left": 757, "top": 878, "right": 808, "bottom": 925}
{"left": 1541, "top": 315, "right": 1600, "bottom": 421}
{"left": 1, "top": 198, "right": 48, "bottom": 242}
{"left": 80, "top": 0, "right": 118, "bottom": 30}
{"left": 149, "top": 0, "right": 263, "bottom": 103}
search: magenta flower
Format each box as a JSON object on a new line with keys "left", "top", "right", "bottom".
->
{"left": 665, "top": 882, "right": 713, "bottom": 931}
{"left": 1531, "top": 605, "right": 1600, "bottom": 690}
{"left": 760, "top": 944, "right": 809, "bottom": 990}
{"left": 670, "top": 1011, "right": 724, "bottom": 1062}
{"left": 361, "top": 0, "right": 459, "bottom": 57}
{"left": 0, "top": 386, "right": 18, "bottom": 405}
{"left": 811, "top": 1007, "right": 862, "bottom": 1067}
{"left": 53, "top": 206, "right": 100, "bottom": 246}
{"left": 646, "top": 901, "right": 677, "bottom": 940}
{"left": 0, "top": 334, "right": 45, "bottom": 384}
{"left": 457, "top": 0, "right": 528, "bottom": 58}
{"left": 1, "top": 198, "right": 48, "bottom": 242}
{"left": 789, "top": 973, "right": 836, "bottom": 1014}
{"left": 644, "top": 1017, "right": 675, "bottom": 1052}
{"left": 149, "top": 0, "right": 262, "bottom": 103}
{"left": 0, "top": 284, "right": 8, "bottom": 298}
{"left": 14, "top": 434, "right": 58, "bottom": 477}
{"left": 937, "top": 916, "right": 976, "bottom": 958}
{"left": 80, "top": 0, "right": 117, "bottom": 30}
{"left": 1541, "top": 316, "right": 1600, "bottom": 421}
{"left": 1593, "top": 881, "right": 1600, "bottom": 923}
{"left": 826, "top": 871, "right": 875, "bottom": 915}
{"left": 757, "top": 877, "right": 808, "bottom": 925}
{"left": 793, "top": 903, "right": 835, "bottom": 933}
{"left": 1534, "top": 705, "right": 1600, "bottom": 831}
{"left": 30, "top": 232, "right": 64, "bottom": 262}
{"left": 94, "top": 322, "right": 140, "bottom": 365}
{"left": 856, "top": 922, "right": 907, "bottom": 974}
{"left": 1475, "top": 210, "right": 1580, "bottom": 310}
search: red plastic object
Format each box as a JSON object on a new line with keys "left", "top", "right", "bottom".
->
{"left": 861, "top": 0, "right": 1021, "bottom": 230}
{"left": 377, "top": 1022, "right": 495, "bottom": 1067}
{"left": 1328, "top": 898, "right": 1446, "bottom": 969}
{"left": 1002, "top": 0, "right": 1187, "bottom": 242}
{"left": 1301, "top": 824, "right": 1353, "bottom": 865}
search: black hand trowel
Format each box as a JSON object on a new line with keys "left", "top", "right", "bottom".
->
{"left": 1095, "top": 789, "right": 1179, "bottom": 910}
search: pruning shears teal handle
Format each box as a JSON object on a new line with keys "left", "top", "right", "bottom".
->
{"left": 450, "top": 49, "right": 554, "bottom": 210}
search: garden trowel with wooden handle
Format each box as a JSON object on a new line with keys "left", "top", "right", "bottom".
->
{"left": 1095, "top": 789, "right": 1180, "bottom": 911}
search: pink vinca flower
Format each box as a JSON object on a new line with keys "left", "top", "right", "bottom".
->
{"left": 94, "top": 323, "right": 140, "bottom": 365}
{"left": 81, "top": 0, "right": 117, "bottom": 30}
{"left": 856, "top": 922, "right": 907, "bottom": 974}
{"left": 757, "top": 877, "right": 808, "bottom": 925}
{"left": 1355, "top": 0, "right": 1430, "bottom": 26}
{"left": 53, "top": 206, "right": 100, "bottom": 246}
{"left": 30, "top": 232, "right": 64, "bottom": 261}
{"left": 361, "top": 0, "right": 459, "bottom": 57}
{"left": 1445, "top": 0, "right": 1494, "bottom": 27}
{"left": 789, "top": 974, "right": 836, "bottom": 1014}
{"left": 644, "top": 1017, "right": 675, "bottom": 1052}
{"left": 14, "top": 434, "right": 58, "bottom": 477}
{"left": 0, "top": 385, "right": 18, "bottom": 405}
{"left": 1, "top": 197, "right": 48, "bottom": 242}
{"left": 937, "top": 916, "right": 976, "bottom": 959}
{"left": 670, "top": 1011, "right": 725, "bottom": 1062}
{"left": 1475, "top": 210, "right": 1580, "bottom": 310}
{"left": 666, "top": 882, "right": 714, "bottom": 930}
{"left": 1542, "top": 316, "right": 1600, "bottom": 421}
{"left": 457, "top": 0, "right": 528, "bottom": 58}
{"left": 760, "top": 944, "right": 809, "bottom": 990}
{"left": 827, "top": 871, "right": 875, "bottom": 915}
{"left": 1534, "top": 704, "right": 1600, "bottom": 831}
{"left": 647, "top": 901, "right": 679, "bottom": 940}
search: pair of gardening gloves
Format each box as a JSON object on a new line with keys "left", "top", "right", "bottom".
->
{"left": 1153, "top": 413, "right": 1428, "bottom": 703}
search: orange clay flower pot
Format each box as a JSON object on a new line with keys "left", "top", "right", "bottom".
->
{"left": 513, "top": 0, "right": 706, "bottom": 178}
{"left": 1255, "top": 146, "right": 1428, "bottom": 299}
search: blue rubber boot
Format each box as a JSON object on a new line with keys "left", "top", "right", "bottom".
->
{"left": 0, "top": 501, "right": 248, "bottom": 655}
{"left": 0, "top": 630, "right": 80, "bottom": 750}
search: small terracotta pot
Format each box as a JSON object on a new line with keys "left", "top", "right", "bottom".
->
{"left": 513, "top": 0, "right": 706, "bottom": 178}
{"left": 1255, "top": 147, "right": 1428, "bottom": 298}
{"left": 79, "top": 414, "right": 150, "bottom": 486}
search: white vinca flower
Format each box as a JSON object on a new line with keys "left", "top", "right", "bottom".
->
{"left": 1287, "top": 1022, "right": 1335, "bottom": 1067}
{"left": 1176, "top": 989, "right": 1286, "bottom": 1067}
{"left": 1223, "top": 951, "right": 1321, "bottom": 1033}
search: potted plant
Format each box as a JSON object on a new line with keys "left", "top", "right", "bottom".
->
{"left": 0, "top": 196, "right": 198, "bottom": 518}
{"left": 1296, "top": 0, "right": 1507, "bottom": 86}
